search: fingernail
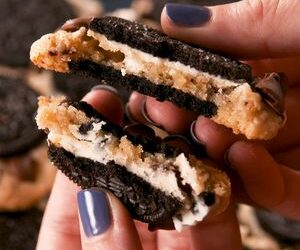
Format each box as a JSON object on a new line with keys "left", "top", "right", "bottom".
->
{"left": 91, "top": 84, "right": 119, "bottom": 95}
{"left": 165, "top": 3, "right": 212, "bottom": 27}
{"left": 141, "top": 98, "right": 160, "bottom": 127}
{"left": 224, "top": 149, "right": 232, "bottom": 168}
{"left": 125, "top": 103, "right": 138, "bottom": 123}
{"left": 77, "top": 189, "right": 111, "bottom": 238}
{"left": 190, "top": 121, "right": 207, "bottom": 156}
{"left": 190, "top": 121, "right": 204, "bottom": 145}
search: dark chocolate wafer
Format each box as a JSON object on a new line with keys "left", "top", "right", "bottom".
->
{"left": 30, "top": 16, "right": 285, "bottom": 139}
{"left": 37, "top": 96, "right": 231, "bottom": 231}
{"left": 0, "top": 0, "right": 74, "bottom": 66}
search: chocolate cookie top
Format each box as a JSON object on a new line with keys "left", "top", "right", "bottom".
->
{"left": 0, "top": 0, "right": 74, "bottom": 66}
{"left": 89, "top": 16, "right": 252, "bottom": 82}
{"left": 0, "top": 209, "right": 43, "bottom": 250}
{"left": 0, "top": 77, "right": 45, "bottom": 157}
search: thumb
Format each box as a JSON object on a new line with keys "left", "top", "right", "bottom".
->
{"left": 77, "top": 189, "right": 143, "bottom": 250}
{"left": 161, "top": 1, "right": 300, "bottom": 59}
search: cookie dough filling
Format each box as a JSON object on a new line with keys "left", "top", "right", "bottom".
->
{"left": 37, "top": 96, "right": 230, "bottom": 231}
{"left": 30, "top": 17, "right": 285, "bottom": 140}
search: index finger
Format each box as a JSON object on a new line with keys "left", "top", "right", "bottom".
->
{"left": 36, "top": 172, "right": 81, "bottom": 250}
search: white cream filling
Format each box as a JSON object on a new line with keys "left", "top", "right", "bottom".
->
{"left": 88, "top": 30, "right": 243, "bottom": 101}
{"left": 48, "top": 121, "right": 184, "bottom": 200}
{"left": 173, "top": 198, "right": 209, "bottom": 231}
{"left": 48, "top": 119, "right": 210, "bottom": 230}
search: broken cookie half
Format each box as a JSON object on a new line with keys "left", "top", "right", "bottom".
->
{"left": 30, "top": 16, "right": 286, "bottom": 140}
{"left": 36, "top": 96, "right": 230, "bottom": 231}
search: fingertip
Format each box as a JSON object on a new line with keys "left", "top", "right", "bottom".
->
{"left": 127, "top": 92, "right": 147, "bottom": 124}
{"left": 228, "top": 141, "right": 285, "bottom": 208}
{"left": 146, "top": 97, "right": 197, "bottom": 134}
{"left": 160, "top": 6, "right": 173, "bottom": 33}
{"left": 82, "top": 88, "right": 124, "bottom": 125}
{"left": 194, "top": 117, "right": 239, "bottom": 162}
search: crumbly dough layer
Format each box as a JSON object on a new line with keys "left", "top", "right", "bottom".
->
{"left": 0, "top": 145, "right": 56, "bottom": 211}
{"left": 30, "top": 28, "right": 284, "bottom": 139}
{"left": 37, "top": 96, "right": 230, "bottom": 230}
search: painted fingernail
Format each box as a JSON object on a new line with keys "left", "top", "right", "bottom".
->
{"left": 91, "top": 84, "right": 119, "bottom": 95}
{"left": 224, "top": 149, "right": 232, "bottom": 168}
{"left": 190, "top": 121, "right": 203, "bottom": 145}
{"left": 125, "top": 103, "right": 138, "bottom": 123}
{"left": 77, "top": 189, "right": 111, "bottom": 238}
{"left": 190, "top": 121, "right": 207, "bottom": 156}
{"left": 165, "top": 3, "right": 212, "bottom": 27}
{"left": 141, "top": 99, "right": 160, "bottom": 127}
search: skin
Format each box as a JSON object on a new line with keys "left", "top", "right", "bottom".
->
{"left": 37, "top": 1, "right": 300, "bottom": 249}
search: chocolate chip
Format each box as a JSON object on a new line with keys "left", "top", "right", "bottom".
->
{"left": 61, "top": 17, "right": 94, "bottom": 32}
{"left": 199, "top": 191, "right": 215, "bottom": 206}
{"left": 79, "top": 122, "right": 94, "bottom": 135}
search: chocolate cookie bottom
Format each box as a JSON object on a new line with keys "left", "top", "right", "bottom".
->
{"left": 49, "top": 145, "right": 181, "bottom": 229}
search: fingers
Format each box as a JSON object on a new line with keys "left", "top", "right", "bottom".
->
{"left": 227, "top": 141, "right": 300, "bottom": 220}
{"left": 82, "top": 85, "right": 124, "bottom": 125}
{"left": 36, "top": 172, "right": 81, "bottom": 250}
{"left": 135, "top": 221, "right": 157, "bottom": 250}
{"left": 78, "top": 189, "right": 143, "bottom": 250}
{"left": 190, "top": 204, "right": 242, "bottom": 250}
{"left": 157, "top": 228, "right": 191, "bottom": 250}
{"left": 192, "top": 116, "right": 242, "bottom": 163}
{"left": 127, "top": 92, "right": 197, "bottom": 134}
{"left": 227, "top": 141, "right": 285, "bottom": 208}
{"left": 161, "top": 1, "right": 300, "bottom": 59}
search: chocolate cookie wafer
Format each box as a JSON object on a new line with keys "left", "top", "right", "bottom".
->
{"left": 31, "top": 16, "right": 285, "bottom": 139}
{"left": 36, "top": 96, "right": 230, "bottom": 231}
{"left": 0, "top": 0, "right": 74, "bottom": 66}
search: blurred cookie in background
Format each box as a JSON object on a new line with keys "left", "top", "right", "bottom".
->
{"left": 238, "top": 205, "right": 300, "bottom": 250}
{"left": 0, "top": 76, "right": 56, "bottom": 211}
{"left": 100, "top": 0, "right": 133, "bottom": 12}
{"left": 256, "top": 209, "right": 300, "bottom": 247}
{"left": 54, "top": 73, "right": 131, "bottom": 103}
{"left": 0, "top": 0, "right": 75, "bottom": 66}
{"left": 66, "top": 0, "right": 104, "bottom": 17}
{"left": 53, "top": 72, "right": 100, "bottom": 101}
{"left": 0, "top": 208, "right": 43, "bottom": 250}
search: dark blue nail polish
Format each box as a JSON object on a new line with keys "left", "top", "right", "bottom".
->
{"left": 141, "top": 98, "right": 160, "bottom": 127}
{"left": 165, "top": 3, "right": 212, "bottom": 27}
{"left": 77, "top": 189, "right": 111, "bottom": 238}
{"left": 190, "top": 121, "right": 207, "bottom": 156}
{"left": 125, "top": 103, "right": 138, "bottom": 123}
{"left": 190, "top": 121, "right": 203, "bottom": 145}
{"left": 91, "top": 84, "right": 118, "bottom": 95}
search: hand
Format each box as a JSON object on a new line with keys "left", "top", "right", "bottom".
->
{"left": 127, "top": 0, "right": 300, "bottom": 249}
{"left": 37, "top": 88, "right": 237, "bottom": 250}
